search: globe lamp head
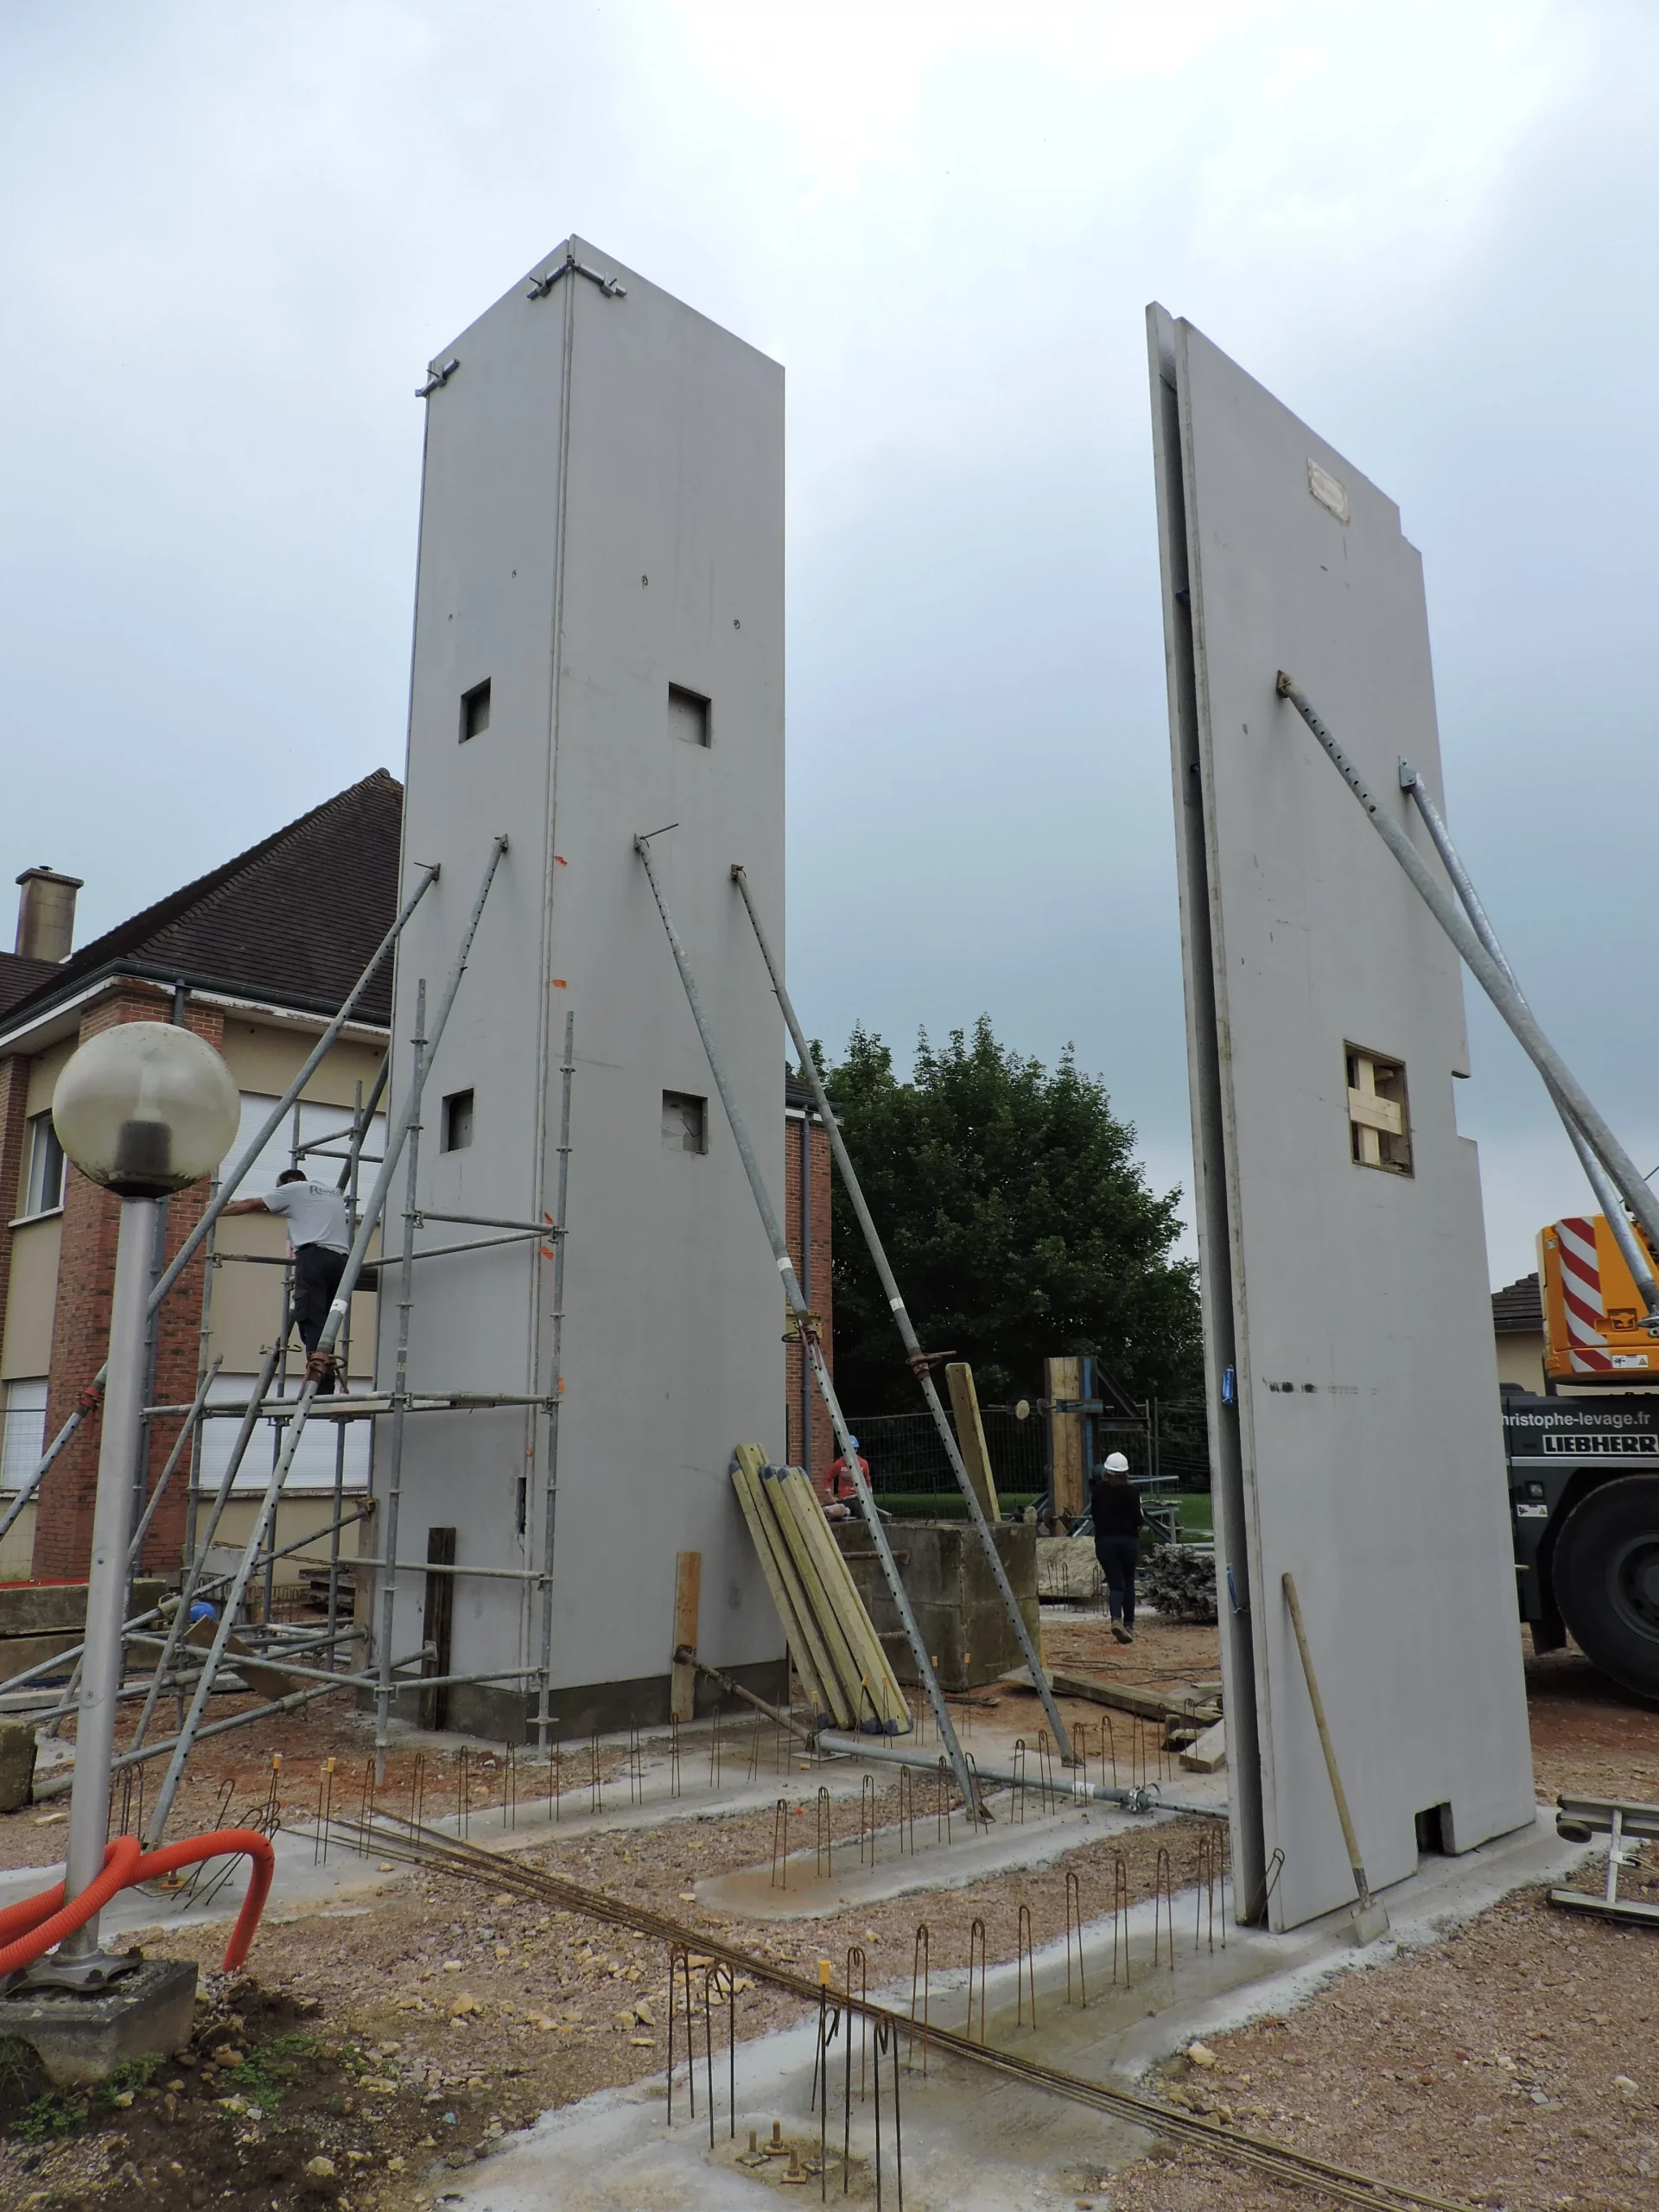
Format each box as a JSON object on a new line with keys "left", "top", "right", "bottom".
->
{"left": 54, "top": 1022, "right": 241, "bottom": 1198}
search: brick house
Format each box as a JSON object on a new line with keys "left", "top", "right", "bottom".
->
{"left": 0, "top": 773, "right": 831, "bottom": 1584}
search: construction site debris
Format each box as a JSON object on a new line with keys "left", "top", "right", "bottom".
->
{"left": 1138, "top": 1543, "right": 1220, "bottom": 1625}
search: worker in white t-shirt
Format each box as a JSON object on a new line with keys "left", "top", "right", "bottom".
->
{"left": 223, "top": 1168, "right": 351, "bottom": 1394}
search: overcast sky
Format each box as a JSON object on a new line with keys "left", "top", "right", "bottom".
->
{"left": 4, "top": 2, "right": 1657, "bottom": 1287}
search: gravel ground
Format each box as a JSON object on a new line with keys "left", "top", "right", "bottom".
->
{"left": 2, "top": 1610, "right": 1655, "bottom": 2212}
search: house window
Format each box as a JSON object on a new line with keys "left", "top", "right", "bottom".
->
{"left": 1345, "top": 1046, "right": 1412, "bottom": 1175}
{"left": 668, "top": 684, "right": 710, "bottom": 747}
{"left": 662, "top": 1090, "right": 707, "bottom": 1154}
{"left": 22, "top": 1112, "right": 65, "bottom": 1217}
{"left": 442, "top": 1090, "right": 474, "bottom": 1152}
{"left": 1, "top": 1378, "right": 48, "bottom": 1492}
{"left": 460, "top": 679, "right": 492, "bottom": 743}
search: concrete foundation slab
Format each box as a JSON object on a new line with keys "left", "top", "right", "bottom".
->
{"left": 440, "top": 1807, "right": 1587, "bottom": 2212}
{"left": 0, "top": 1956, "right": 197, "bottom": 2084}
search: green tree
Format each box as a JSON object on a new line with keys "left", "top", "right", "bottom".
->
{"left": 818, "top": 1017, "right": 1200, "bottom": 1414}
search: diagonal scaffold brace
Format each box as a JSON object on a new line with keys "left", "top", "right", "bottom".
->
{"left": 0, "top": 859, "right": 442, "bottom": 1551}
{"left": 729, "top": 863, "right": 1076, "bottom": 1766}
{"left": 634, "top": 833, "right": 988, "bottom": 1823}
{"left": 1276, "top": 673, "right": 1659, "bottom": 1299}
{"left": 143, "top": 837, "right": 510, "bottom": 1846}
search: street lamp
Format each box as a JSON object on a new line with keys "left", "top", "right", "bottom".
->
{"left": 43, "top": 1020, "right": 238, "bottom": 1986}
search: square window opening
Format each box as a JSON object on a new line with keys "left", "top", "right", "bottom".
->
{"left": 460, "top": 678, "right": 492, "bottom": 743}
{"left": 1345, "top": 1045, "right": 1412, "bottom": 1175}
{"left": 668, "top": 684, "right": 710, "bottom": 747}
{"left": 1414, "top": 1802, "right": 1452, "bottom": 1857}
{"left": 662, "top": 1090, "right": 707, "bottom": 1154}
{"left": 442, "top": 1089, "right": 475, "bottom": 1153}
{"left": 22, "top": 1111, "right": 65, "bottom": 1216}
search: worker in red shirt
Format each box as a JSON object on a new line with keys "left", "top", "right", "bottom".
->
{"left": 817, "top": 1437, "right": 869, "bottom": 1521}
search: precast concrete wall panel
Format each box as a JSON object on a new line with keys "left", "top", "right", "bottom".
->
{"left": 378, "top": 241, "right": 785, "bottom": 1735}
{"left": 1146, "top": 308, "right": 1534, "bottom": 1931}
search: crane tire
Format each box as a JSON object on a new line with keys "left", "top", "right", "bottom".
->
{"left": 1551, "top": 1475, "right": 1659, "bottom": 1703}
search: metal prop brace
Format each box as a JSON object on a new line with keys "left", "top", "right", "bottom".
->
{"left": 633, "top": 834, "right": 986, "bottom": 1822}
{"left": 729, "top": 862, "right": 1076, "bottom": 1765}
{"left": 1395, "top": 759, "right": 1659, "bottom": 1325}
{"left": 1277, "top": 674, "right": 1659, "bottom": 1270}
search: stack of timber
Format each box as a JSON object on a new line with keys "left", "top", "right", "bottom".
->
{"left": 730, "top": 1446, "right": 910, "bottom": 1733}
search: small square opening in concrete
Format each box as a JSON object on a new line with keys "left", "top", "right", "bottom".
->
{"left": 668, "top": 683, "right": 710, "bottom": 747}
{"left": 662, "top": 1090, "right": 706, "bottom": 1154}
{"left": 442, "top": 1088, "right": 474, "bottom": 1152}
{"left": 1346, "top": 1044, "right": 1412, "bottom": 1175}
{"left": 459, "top": 678, "right": 492, "bottom": 742}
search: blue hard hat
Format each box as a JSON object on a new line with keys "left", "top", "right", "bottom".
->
{"left": 188, "top": 1600, "right": 219, "bottom": 1624}
{"left": 847, "top": 1436, "right": 859, "bottom": 1451}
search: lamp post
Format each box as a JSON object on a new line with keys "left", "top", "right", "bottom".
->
{"left": 41, "top": 1019, "right": 238, "bottom": 1986}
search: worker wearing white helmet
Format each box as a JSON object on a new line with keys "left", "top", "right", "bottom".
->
{"left": 1090, "top": 1451, "right": 1145, "bottom": 1644}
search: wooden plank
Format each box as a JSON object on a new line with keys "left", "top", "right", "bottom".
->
{"left": 730, "top": 1447, "right": 843, "bottom": 1724}
{"left": 1002, "top": 1662, "right": 1219, "bottom": 1727}
{"left": 1346, "top": 1086, "right": 1402, "bottom": 1135}
{"left": 183, "top": 1618, "right": 298, "bottom": 1706}
{"left": 944, "top": 1362, "right": 1001, "bottom": 1519}
{"left": 780, "top": 1470, "right": 909, "bottom": 1726}
{"left": 1046, "top": 1356, "right": 1085, "bottom": 1518}
{"left": 670, "top": 1550, "right": 701, "bottom": 1723}
{"left": 420, "top": 1525, "right": 457, "bottom": 1732}
{"left": 764, "top": 1465, "right": 868, "bottom": 1721}
{"left": 735, "top": 1447, "right": 847, "bottom": 1725}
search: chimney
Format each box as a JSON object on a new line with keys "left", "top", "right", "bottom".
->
{"left": 15, "top": 868, "right": 84, "bottom": 963}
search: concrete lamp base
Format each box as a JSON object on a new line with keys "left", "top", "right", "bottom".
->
{"left": 0, "top": 1958, "right": 198, "bottom": 2085}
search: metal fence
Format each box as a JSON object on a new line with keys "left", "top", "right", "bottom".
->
{"left": 844, "top": 1400, "right": 1211, "bottom": 1508}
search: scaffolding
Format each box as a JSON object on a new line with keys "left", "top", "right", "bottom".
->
{"left": 0, "top": 832, "right": 585, "bottom": 1840}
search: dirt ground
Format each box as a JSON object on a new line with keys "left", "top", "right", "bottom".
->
{"left": 1, "top": 1608, "right": 1656, "bottom": 2212}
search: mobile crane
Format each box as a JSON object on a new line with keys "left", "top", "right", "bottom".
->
{"left": 1504, "top": 1212, "right": 1659, "bottom": 1700}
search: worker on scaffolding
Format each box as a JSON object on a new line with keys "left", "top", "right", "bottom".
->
{"left": 1090, "top": 1451, "right": 1144, "bottom": 1644}
{"left": 817, "top": 1435, "right": 869, "bottom": 1522}
{"left": 222, "top": 1167, "right": 350, "bottom": 1394}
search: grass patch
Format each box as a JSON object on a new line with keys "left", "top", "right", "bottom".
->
{"left": 13, "top": 2089, "right": 88, "bottom": 2144}
{"left": 219, "top": 2031, "right": 321, "bottom": 2113}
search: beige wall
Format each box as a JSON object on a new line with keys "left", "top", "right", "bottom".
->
{"left": 1495, "top": 1330, "right": 1546, "bottom": 1395}
{"left": 0, "top": 1497, "right": 34, "bottom": 1580}
{"left": 23, "top": 1039, "right": 75, "bottom": 1120}
{"left": 4, "top": 1014, "right": 385, "bottom": 1385}
{"left": 218, "top": 1027, "right": 385, "bottom": 1110}
{"left": 1, "top": 1217, "right": 60, "bottom": 1378}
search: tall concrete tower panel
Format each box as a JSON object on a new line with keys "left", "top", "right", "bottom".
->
{"left": 376, "top": 240, "right": 785, "bottom": 1737}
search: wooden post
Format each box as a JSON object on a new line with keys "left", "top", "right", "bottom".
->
{"left": 944, "top": 1363, "right": 1001, "bottom": 1520}
{"left": 670, "top": 1551, "right": 701, "bottom": 1723}
{"left": 421, "top": 1526, "right": 456, "bottom": 1733}
{"left": 1046, "top": 1356, "right": 1085, "bottom": 1519}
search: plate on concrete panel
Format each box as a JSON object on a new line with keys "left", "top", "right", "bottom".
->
{"left": 1146, "top": 306, "right": 1534, "bottom": 1932}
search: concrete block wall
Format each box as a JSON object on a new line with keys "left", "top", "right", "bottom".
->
{"left": 834, "top": 1520, "right": 1039, "bottom": 1692}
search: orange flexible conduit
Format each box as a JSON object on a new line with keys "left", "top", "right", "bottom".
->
{"left": 0, "top": 1828, "right": 276, "bottom": 1977}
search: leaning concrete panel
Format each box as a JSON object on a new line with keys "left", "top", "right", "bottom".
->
{"left": 1146, "top": 308, "right": 1534, "bottom": 1931}
{"left": 375, "top": 241, "right": 785, "bottom": 1736}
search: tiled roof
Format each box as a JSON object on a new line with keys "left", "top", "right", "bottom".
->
{"left": 1, "top": 772, "right": 404, "bottom": 1031}
{"left": 1491, "top": 1272, "right": 1543, "bottom": 1333}
{"left": 0, "top": 952, "right": 68, "bottom": 1020}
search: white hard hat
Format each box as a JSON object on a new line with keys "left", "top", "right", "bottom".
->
{"left": 1103, "top": 1452, "right": 1130, "bottom": 1473}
